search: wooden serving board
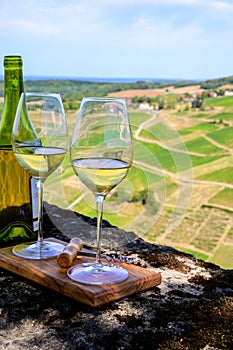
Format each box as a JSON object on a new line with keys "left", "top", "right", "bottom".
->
{"left": 0, "top": 238, "right": 162, "bottom": 307}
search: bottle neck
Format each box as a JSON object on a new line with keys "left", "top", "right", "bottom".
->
{"left": 0, "top": 57, "right": 24, "bottom": 148}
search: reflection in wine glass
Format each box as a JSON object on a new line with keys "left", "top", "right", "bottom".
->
{"left": 12, "top": 93, "right": 68, "bottom": 259}
{"left": 68, "top": 97, "right": 133, "bottom": 285}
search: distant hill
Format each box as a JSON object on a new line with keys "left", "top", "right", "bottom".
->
{"left": 200, "top": 76, "right": 233, "bottom": 89}
{"left": 0, "top": 77, "right": 196, "bottom": 99}
{"left": 0, "top": 75, "right": 233, "bottom": 100}
{"left": 0, "top": 75, "right": 193, "bottom": 84}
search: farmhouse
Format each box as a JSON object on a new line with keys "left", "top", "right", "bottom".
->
{"left": 139, "top": 101, "right": 153, "bottom": 110}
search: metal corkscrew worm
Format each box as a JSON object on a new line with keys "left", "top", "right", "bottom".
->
{"left": 57, "top": 237, "right": 137, "bottom": 268}
{"left": 81, "top": 251, "right": 137, "bottom": 265}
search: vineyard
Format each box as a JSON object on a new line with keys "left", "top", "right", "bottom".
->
{"left": 43, "top": 92, "right": 233, "bottom": 269}
{"left": 1, "top": 77, "right": 232, "bottom": 268}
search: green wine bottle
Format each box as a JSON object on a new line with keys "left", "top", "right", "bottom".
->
{"left": 0, "top": 55, "right": 37, "bottom": 246}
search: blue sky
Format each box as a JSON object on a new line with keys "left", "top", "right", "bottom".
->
{"left": 1, "top": 0, "right": 233, "bottom": 80}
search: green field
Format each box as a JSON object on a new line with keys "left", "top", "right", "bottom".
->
{"left": 44, "top": 94, "right": 233, "bottom": 269}
{"left": 205, "top": 95, "right": 233, "bottom": 107}
{"left": 207, "top": 127, "right": 233, "bottom": 147}
{"left": 197, "top": 166, "right": 233, "bottom": 184}
{"left": 190, "top": 154, "right": 223, "bottom": 167}
{"left": 173, "top": 246, "right": 209, "bottom": 261}
{"left": 129, "top": 111, "right": 151, "bottom": 127}
{"left": 182, "top": 122, "right": 219, "bottom": 132}
{"left": 209, "top": 188, "right": 233, "bottom": 209}
{"left": 227, "top": 227, "right": 233, "bottom": 239}
{"left": 185, "top": 136, "right": 225, "bottom": 154}
{"left": 209, "top": 112, "right": 233, "bottom": 121}
{"left": 189, "top": 112, "right": 210, "bottom": 118}
{"left": 211, "top": 244, "right": 233, "bottom": 269}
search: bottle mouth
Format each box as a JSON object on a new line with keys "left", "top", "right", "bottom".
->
{"left": 4, "top": 56, "right": 23, "bottom": 67}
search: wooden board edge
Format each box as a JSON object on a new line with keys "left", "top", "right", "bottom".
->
{"left": 0, "top": 239, "right": 162, "bottom": 307}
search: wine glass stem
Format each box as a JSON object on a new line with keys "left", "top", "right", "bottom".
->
{"left": 95, "top": 194, "right": 105, "bottom": 265}
{"left": 36, "top": 178, "right": 45, "bottom": 247}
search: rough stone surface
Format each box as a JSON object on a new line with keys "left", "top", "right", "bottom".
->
{"left": 0, "top": 204, "right": 233, "bottom": 350}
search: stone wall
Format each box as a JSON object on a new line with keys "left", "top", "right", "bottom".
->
{"left": 0, "top": 204, "right": 233, "bottom": 350}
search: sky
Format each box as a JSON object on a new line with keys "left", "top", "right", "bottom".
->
{"left": 1, "top": 0, "right": 233, "bottom": 80}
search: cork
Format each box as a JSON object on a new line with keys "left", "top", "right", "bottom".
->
{"left": 57, "top": 238, "right": 83, "bottom": 268}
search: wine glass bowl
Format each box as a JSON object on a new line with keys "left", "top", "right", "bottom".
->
{"left": 68, "top": 97, "right": 133, "bottom": 284}
{"left": 11, "top": 93, "right": 68, "bottom": 259}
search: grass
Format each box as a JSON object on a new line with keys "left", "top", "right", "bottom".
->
{"left": 71, "top": 197, "right": 95, "bottom": 218}
{"left": 191, "top": 235, "right": 219, "bottom": 252}
{"left": 128, "top": 165, "right": 163, "bottom": 187}
{"left": 182, "top": 122, "right": 219, "bottom": 132}
{"left": 208, "top": 188, "right": 233, "bottom": 208}
{"left": 210, "top": 244, "right": 233, "bottom": 269}
{"left": 207, "top": 127, "right": 233, "bottom": 148}
{"left": 197, "top": 166, "right": 233, "bottom": 185}
{"left": 140, "top": 129, "right": 159, "bottom": 140}
{"left": 104, "top": 210, "right": 137, "bottom": 227}
{"left": 191, "top": 112, "right": 210, "bottom": 118}
{"left": 139, "top": 128, "right": 188, "bottom": 154}
{"left": 205, "top": 95, "right": 233, "bottom": 107}
{"left": 173, "top": 246, "right": 209, "bottom": 261}
{"left": 209, "top": 112, "right": 233, "bottom": 121}
{"left": 135, "top": 140, "right": 192, "bottom": 173}
{"left": 126, "top": 166, "right": 148, "bottom": 187}
{"left": 176, "top": 110, "right": 212, "bottom": 119}
{"left": 144, "top": 119, "right": 183, "bottom": 142}
{"left": 179, "top": 129, "right": 193, "bottom": 135}
{"left": 185, "top": 136, "right": 225, "bottom": 155}
{"left": 227, "top": 228, "right": 233, "bottom": 239}
{"left": 190, "top": 154, "right": 223, "bottom": 168}
{"left": 128, "top": 111, "right": 151, "bottom": 127}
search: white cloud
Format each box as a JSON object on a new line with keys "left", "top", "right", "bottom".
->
{"left": 1, "top": 0, "right": 233, "bottom": 79}
{"left": 1, "top": 0, "right": 232, "bottom": 38}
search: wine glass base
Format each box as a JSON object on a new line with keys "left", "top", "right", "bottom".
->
{"left": 12, "top": 241, "right": 65, "bottom": 260}
{"left": 67, "top": 263, "right": 128, "bottom": 285}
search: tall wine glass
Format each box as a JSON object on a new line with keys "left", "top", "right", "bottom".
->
{"left": 68, "top": 97, "right": 133, "bottom": 285}
{"left": 12, "top": 93, "right": 68, "bottom": 259}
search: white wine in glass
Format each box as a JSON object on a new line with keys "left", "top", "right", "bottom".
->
{"left": 15, "top": 147, "right": 66, "bottom": 180}
{"left": 68, "top": 97, "right": 133, "bottom": 285}
{"left": 12, "top": 93, "right": 68, "bottom": 259}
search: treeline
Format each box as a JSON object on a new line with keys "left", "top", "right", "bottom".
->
{"left": 1, "top": 75, "right": 233, "bottom": 100}
{"left": 201, "top": 75, "right": 233, "bottom": 90}
{"left": 0, "top": 78, "right": 196, "bottom": 111}
{"left": 0, "top": 78, "right": 194, "bottom": 101}
{"left": 1, "top": 75, "right": 233, "bottom": 109}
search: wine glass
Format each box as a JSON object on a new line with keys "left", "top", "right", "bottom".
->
{"left": 11, "top": 93, "right": 68, "bottom": 259}
{"left": 68, "top": 97, "right": 133, "bottom": 285}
